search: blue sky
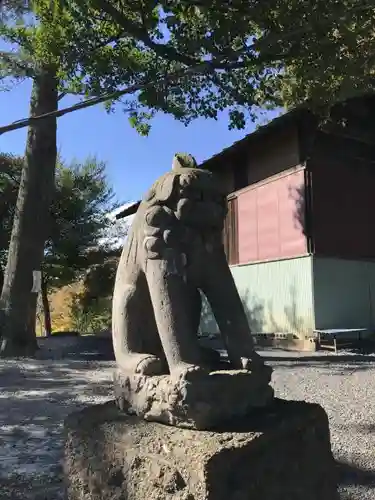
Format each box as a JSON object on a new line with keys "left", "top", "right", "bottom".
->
{"left": 0, "top": 78, "right": 279, "bottom": 203}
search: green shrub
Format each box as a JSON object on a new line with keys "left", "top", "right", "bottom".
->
{"left": 70, "top": 293, "right": 111, "bottom": 334}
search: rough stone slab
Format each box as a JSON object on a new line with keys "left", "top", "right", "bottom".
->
{"left": 64, "top": 399, "right": 339, "bottom": 500}
{"left": 113, "top": 367, "right": 274, "bottom": 430}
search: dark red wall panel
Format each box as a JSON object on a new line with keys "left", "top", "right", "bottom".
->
{"left": 237, "top": 188, "right": 258, "bottom": 262}
{"left": 237, "top": 168, "right": 307, "bottom": 264}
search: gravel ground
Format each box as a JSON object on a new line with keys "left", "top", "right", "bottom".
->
{"left": 1, "top": 337, "right": 375, "bottom": 499}
{"left": 0, "top": 337, "right": 115, "bottom": 500}
{"left": 267, "top": 349, "right": 375, "bottom": 500}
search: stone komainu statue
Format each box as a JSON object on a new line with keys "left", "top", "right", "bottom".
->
{"left": 112, "top": 153, "right": 265, "bottom": 376}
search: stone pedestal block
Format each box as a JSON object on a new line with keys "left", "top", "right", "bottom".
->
{"left": 113, "top": 367, "right": 274, "bottom": 430}
{"left": 64, "top": 399, "right": 338, "bottom": 500}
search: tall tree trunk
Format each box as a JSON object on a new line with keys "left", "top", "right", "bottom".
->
{"left": 41, "top": 275, "right": 52, "bottom": 337}
{"left": 0, "top": 66, "right": 58, "bottom": 357}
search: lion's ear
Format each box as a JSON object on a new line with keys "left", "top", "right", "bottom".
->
{"left": 154, "top": 173, "right": 178, "bottom": 202}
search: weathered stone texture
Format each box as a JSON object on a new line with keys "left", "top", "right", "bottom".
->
{"left": 64, "top": 399, "right": 338, "bottom": 500}
{"left": 111, "top": 154, "right": 271, "bottom": 380}
{"left": 113, "top": 367, "right": 274, "bottom": 430}
{"left": 111, "top": 154, "right": 274, "bottom": 427}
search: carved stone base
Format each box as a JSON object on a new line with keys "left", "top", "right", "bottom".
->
{"left": 64, "top": 400, "right": 339, "bottom": 500}
{"left": 113, "top": 366, "right": 274, "bottom": 430}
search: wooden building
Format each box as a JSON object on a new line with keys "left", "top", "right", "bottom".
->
{"left": 116, "top": 105, "right": 375, "bottom": 338}
{"left": 202, "top": 108, "right": 375, "bottom": 338}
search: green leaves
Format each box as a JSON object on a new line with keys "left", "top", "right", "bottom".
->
{"left": 86, "top": 0, "right": 375, "bottom": 116}
{"left": 128, "top": 110, "right": 153, "bottom": 136}
{"left": 0, "top": 153, "right": 117, "bottom": 287}
{"left": 0, "top": 154, "right": 23, "bottom": 267}
{"left": 228, "top": 110, "right": 246, "bottom": 130}
{"left": 2, "top": 0, "right": 375, "bottom": 132}
{"left": 0, "top": 0, "right": 271, "bottom": 131}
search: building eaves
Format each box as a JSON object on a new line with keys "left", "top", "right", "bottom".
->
{"left": 200, "top": 108, "right": 305, "bottom": 171}
{"left": 114, "top": 108, "right": 307, "bottom": 220}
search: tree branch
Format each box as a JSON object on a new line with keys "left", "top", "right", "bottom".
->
{"left": 210, "top": 72, "right": 249, "bottom": 107}
{"left": 57, "top": 32, "right": 127, "bottom": 101}
{"left": 93, "top": 0, "right": 202, "bottom": 67}
{"left": 0, "top": 51, "right": 34, "bottom": 78}
{"left": 1, "top": 1, "right": 373, "bottom": 136}
{"left": 254, "top": 3, "right": 375, "bottom": 53}
{"left": 92, "top": 0, "right": 375, "bottom": 72}
{"left": 0, "top": 61, "right": 231, "bottom": 136}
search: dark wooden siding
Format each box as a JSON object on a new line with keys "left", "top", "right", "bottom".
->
{"left": 207, "top": 120, "right": 302, "bottom": 194}
{"left": 216, "top": 166, "right": 235, "bottom": 194}
{"left": 205, "top": 113, "right": 310, "bottom": 267}
{"left": 219, "top": 122, "right": 304, "bottom": 265}
{"left": 245, "top": 124, "right": 300, "bottom": 185}
{"left": 310, "top": 131, "right": 375, "bottom": 260}
{"left": 223, "top": 197, "right": 239, "bottom": 265}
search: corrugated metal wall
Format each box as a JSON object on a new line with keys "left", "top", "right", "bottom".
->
{"left": 236, "top": 168, "right": 307, "bottom": 263}
{"left": 200, "top": 255, "right": 314, "bottom": 337}
{"left": 313, "top": 257, "right": 375, "bottom": 330}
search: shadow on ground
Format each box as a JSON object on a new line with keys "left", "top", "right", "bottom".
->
{"left": 0, "top": 335, "right": 116, "bottom": 499}
{"left": 337, "top": 460, "right": 375, "bottom": 488}
{"left": 200, "top": 334, "right": 375, "bottom": 375}
{"left": 2, "top": 335, "right": 375, "bottom": 499}
{"left": 37, "top": 335, "right": 115, "bottom": 361}
{"left": 260, "top": 352, "right": 375, "bottom": 375}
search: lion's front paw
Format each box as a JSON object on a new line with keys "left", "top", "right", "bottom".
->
{"left": 170, "top": 362, "right": 207, "bottom": 379}
{"left": 241, "top": 356, "right": 272, "bottom": 381}
{"left": 135, "top": 355, "right": 164, "bottom": 376}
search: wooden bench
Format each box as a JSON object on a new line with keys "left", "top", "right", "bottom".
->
{"left": 314, "top": 328, "right": 368, "bottom": 354}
